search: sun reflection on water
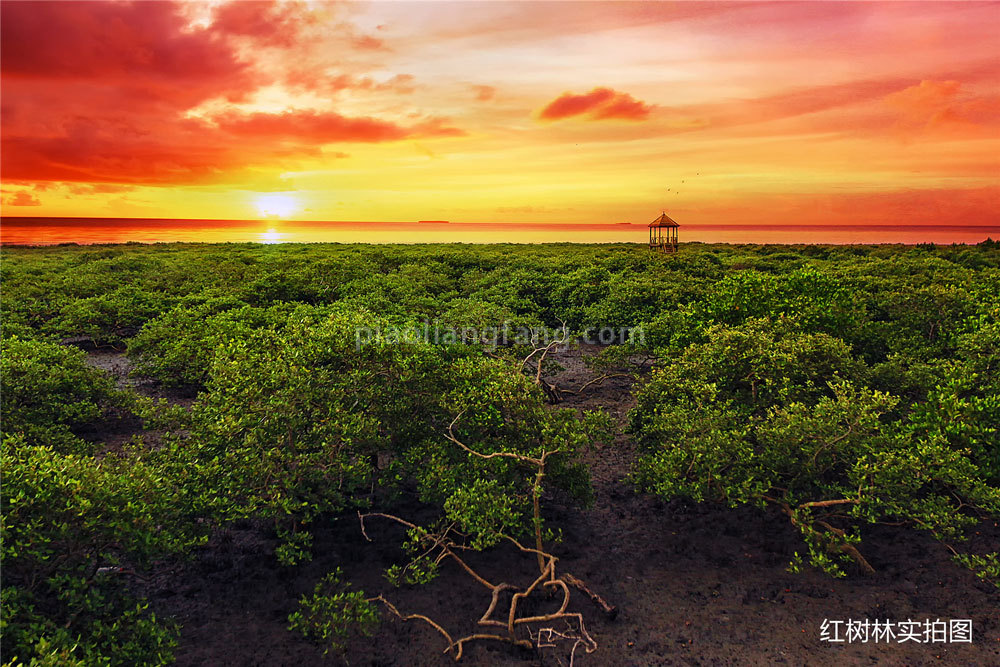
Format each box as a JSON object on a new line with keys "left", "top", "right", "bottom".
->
{"left": 259, "top": 228, "right": 284, "bottom": 244}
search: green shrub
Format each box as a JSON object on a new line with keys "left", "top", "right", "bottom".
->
{"left": 632, "top": 321, "right": 1000, "bottom": 578}
{"left": 287, "top": 569, "right": 378, "bottom": 655}
{"left": 1, "top": 435, "right": 206, "bottom": 665}
{"left": 127, "top": 300, "right": 302, "bottom": 388}
{"left": 47, "top": 285, "right": 171, "bottom": 344}
{"left": 185, "top": 304, "right": 595, "bottom": 563}
{"left": 1, "top": 338, "right": 123, "bottom": 454}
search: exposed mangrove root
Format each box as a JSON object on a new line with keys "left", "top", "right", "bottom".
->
{"left": 355, "top": 412, "right": 613, "bottom": 661}
{"left": 359, "top": 513, "right": 599, "bottom": 661}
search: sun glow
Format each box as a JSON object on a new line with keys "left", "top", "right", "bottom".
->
{"left": 254, "top": 193, "right": 300, "bottom": 218}
{"left": 259, "top": 228, "right": 284, "bottom": 244}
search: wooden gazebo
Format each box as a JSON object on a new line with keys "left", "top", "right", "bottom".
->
{"left": 649, "top": 211, "right": 679, "bottom": 253}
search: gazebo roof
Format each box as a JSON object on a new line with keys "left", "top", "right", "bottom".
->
{"left": 649, "top": 211, "right": 679, "bottom": 228}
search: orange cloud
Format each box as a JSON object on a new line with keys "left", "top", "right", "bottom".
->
{"left": 539, "top": 87, "right": 653, "bottom": 121}
{"left": 286, "top": 72, "right": 416, "bottom": 95}
{"left": 883, "top": 80, "right": 1000, "bottom": 138}
{"left": 2, "top": 191, "right": 42, "bottom": 207}
{"left": 213, "top": 109, "right": 464, "bottom": 143}
{"left": 472, "top": 85, "right": 497, "bottom": 102}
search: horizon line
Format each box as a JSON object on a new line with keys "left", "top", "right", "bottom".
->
{"left": 3, "top": 216, "right": 999, "bottom": 231}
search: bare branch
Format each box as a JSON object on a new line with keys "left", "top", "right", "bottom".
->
{"left": 798, "top": 498, "right": 860, "bottom": 510}
{"left": 561, "top": 573, "right": 618, "bottom": 619}
{"left": 445, "top": 412, "right": 543, "bottom": 465}
{"left": 561, "top": 373, "right": 633, "bottom": 396}
{"left": 358, "top": 511, "right": 417, "bottom": 542}
{"left": 372, "top": 595, "right": 455, "bottom": 652}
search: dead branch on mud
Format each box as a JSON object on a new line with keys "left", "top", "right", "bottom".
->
{"left": 530, "top": 625, "right": 590, "bottom": 667}
{"left": 559, "top": 373, "right": 633, "bottom": 397}
{"left": 560, "top": 573, "right": 617, "bottom": 619}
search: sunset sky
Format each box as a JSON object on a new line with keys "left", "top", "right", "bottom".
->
{"left": 1, "top": 1, "right": 998, "bottom": 229}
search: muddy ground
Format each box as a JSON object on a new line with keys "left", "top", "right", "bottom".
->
{"left": 84, "top": 346, "right": 1000, "bottom": 666}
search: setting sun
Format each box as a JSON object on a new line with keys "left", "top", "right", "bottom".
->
{"left": 254, "top": 194, "right": 299, "bottom": 219}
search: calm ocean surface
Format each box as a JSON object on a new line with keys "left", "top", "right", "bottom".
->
{"left": 2, "top": 218, "right": 998, "bottom": 246}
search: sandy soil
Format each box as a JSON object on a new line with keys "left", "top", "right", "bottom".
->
{"left": 85, "top": 347, "right": 1000, "bottom": 666}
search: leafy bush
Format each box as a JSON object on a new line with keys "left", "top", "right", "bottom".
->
{"left": 907, "top": 321, "right": 1000, "bottom": 482}
{"left": 1, "top": 435, "right": 206, "bottom": 665}
{"left": 632, "top": 320, "right": 1000, "bottom": 577}
{"left": 695, "top": 268, "right": 861, "bottom": 337}
{"left": 47, "top": 285, "right": 172, "bottom": 344}
{"left": 1, "top": 337, "right": 124, "bottom": 453}
{"left": 287, "top": 569, "right": 378, "bottom": 655}
{"left": 127, "top": 299, "right": 305, "bottom": 388}
{"left": 185, "top": 304, "right": 595, "bottom": 564}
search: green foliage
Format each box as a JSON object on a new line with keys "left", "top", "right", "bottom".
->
{"left": 1, "top": 337, "right": 123, "bottom": 453}
{"left": 443, "top": 479, "right": 520, "bottom": 550}
{"left": 631, "top": 318, "right": 863, "bottom": 425}
{"left": 695, "top": 268, "right": 861, "bottom": 337}
{"left": 907, "top": 321, "right": 1000, "bottom": 482}
{"left": 47, "top": 285, "right": 172, "bottom": 345}
{"left": 633, "top": 319, "right": 1000, "bottom": 577}
{"left": 1, "top": 435, "right": 204, "bottom": 665}
{"left": 287, "top": 569, "right": 378, "bottom": 654}
{"left": 385, "top": 524, "right": 444, "bottom": 586}
{"left": 952, "top": 553, "right": 1000, "bottom": 589}
{"left": 3, "top": 239, "right": 999, "bottom": 661}
{"left": 127, "top": 299, "right": 300, "bottom": 388}
{"left": 185, "top": 308, "right": 383, "bottom": 559}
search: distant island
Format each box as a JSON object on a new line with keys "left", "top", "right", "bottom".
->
{"left": 418, "top": 220, "right": 450, "bottom": 224}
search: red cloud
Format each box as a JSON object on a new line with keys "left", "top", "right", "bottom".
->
{"left": 1, "top": 1, "right": 254, "bottom": 104}
{"left": 211, "top": 0, "right": 315, "bottom": 48}
{"left": 216, "top": 111, "right": 410, "bottom": 142}
{"left": 0, "top": 1, "right": 462, "bottom": 186}
{"left": 539, "top": 87, "right": 653, "bottom": 121}
{"left": 1, "top": 108, "right": 462, "bottom": 184}
{"left": 540, "top": 88, "right": 615, "bottom": 120}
